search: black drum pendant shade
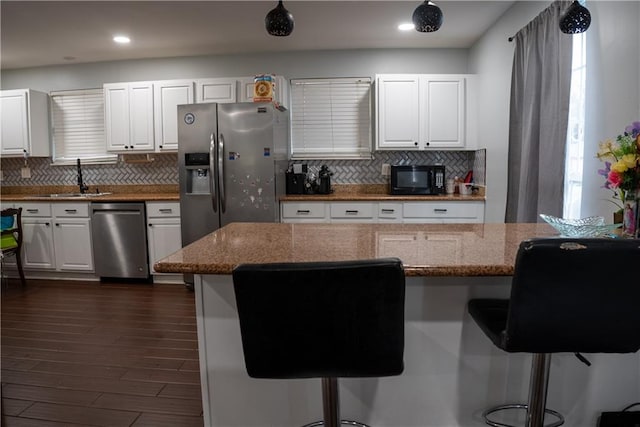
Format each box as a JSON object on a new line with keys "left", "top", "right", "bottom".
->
{"left": 559, "top": 1, "right": 591, "bottom": 34}
{"left": 412, "top": 1, "right": 443, "bottom": 33}
{"left": 265, "top": 0, "right": 294, "bottom": 37}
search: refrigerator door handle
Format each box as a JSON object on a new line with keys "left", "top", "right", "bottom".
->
{"left": 218, "top": 133, "right": 226, "bottom": 213}
{"left": 210, "top": 133, "right": 218, "bottom": 213}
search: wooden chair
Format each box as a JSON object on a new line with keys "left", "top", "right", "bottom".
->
{"left": 1, "top": 207, "right": 26, "bottom": 287}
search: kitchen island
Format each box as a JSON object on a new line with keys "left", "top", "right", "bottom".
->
{"left": 155, "top": 223, "right": 639, "bottom": 427}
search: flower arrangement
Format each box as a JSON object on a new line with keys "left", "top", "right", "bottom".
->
{"left": 597, "top": 121, "right": 640, "bottom": 211}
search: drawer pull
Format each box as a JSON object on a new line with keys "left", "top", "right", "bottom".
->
{"left": 64, "top": 209, "right": 77, "bottom": 213}
{"left": 296, "top": 210, "right": 310, "bottom": 214}
{"left": 27, "top": 209, "right": 39, "bottom": 213}
{"left": 159, "top": 209, "right": 173, "bottom": 213}
{"left": 345, "top": 210, "right": 359, "bottom": 214}
{"left": 381, "top": 209, "right": 395, "bottom": 214}
{"left": 434, "top": 209, "right": 448, "bottom": 213}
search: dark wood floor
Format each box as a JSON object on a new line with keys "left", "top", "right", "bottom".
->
{"left": 1, "top": 278, "right": 204, "bottom": 426}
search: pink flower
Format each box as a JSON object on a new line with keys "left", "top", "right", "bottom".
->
{"left": 607, "top": 170, "right": 623, "bottom": 188}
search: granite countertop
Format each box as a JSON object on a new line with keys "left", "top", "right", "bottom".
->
{"left": 0, "top": 185, "right": 179, "bottom": 202}
{"left": 279, "top": 184, "right": 486, "bottom": 202}
{"left": 154, "top": 222, "right": 556, "bottom": 277}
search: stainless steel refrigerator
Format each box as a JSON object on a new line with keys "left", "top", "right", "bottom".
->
{"left": 177, "top": 102, "right": 289, "bottom": 284}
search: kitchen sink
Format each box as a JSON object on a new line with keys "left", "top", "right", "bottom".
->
{"left": 33, "top": 192, "right": 112, "bottom": 198}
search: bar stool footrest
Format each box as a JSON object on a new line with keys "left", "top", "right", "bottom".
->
{"left": 483, "top": 403, "right": 564, "bottom": 427}
{"left": 302, "top": 420, "right": 370, "bottom": 427}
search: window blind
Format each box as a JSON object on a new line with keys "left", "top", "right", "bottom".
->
{"left": 51, "top": 89, "right": 116, "bottom": 164}
{"left": 290, "top": 77, "right": 372, "bottom": 159}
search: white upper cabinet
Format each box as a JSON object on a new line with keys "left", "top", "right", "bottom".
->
{"left": 195, "top": 78, "right": 237, "bottom": 103}
{"left": 104, "top": 76, "right": 288, "bottom": 154}
{"left": 238, "top": 76, "right": 289, "bottom": 108}
{"left": 421, "top": 77, "right": 465, "bottom": 149}
{"left": 105, "top": 82, "right": 154, "bottom": 152}
{"left": 376, "top": 74, "right": 473, "bottom": 150}
{"left": 0, "top": 89, "right": 50, "bottom": 157}
{"left": 154, "top": 80, "right": 194, "bottom": 152}
{"left": 376, "top": 75, "right": 421, "bottom": 149}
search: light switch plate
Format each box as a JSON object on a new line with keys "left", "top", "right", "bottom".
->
{"left": 21, "top": 166, "right": 31, "bottom": 179}
{"left": 381, "top": 163, "right": 391, "bottom": 176}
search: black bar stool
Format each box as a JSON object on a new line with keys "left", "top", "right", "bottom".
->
{"left": 232, "top": 258, "right": 406, "bottom": 427}
{"left": 468, "top": 238, "right": 640, "bottom": 427}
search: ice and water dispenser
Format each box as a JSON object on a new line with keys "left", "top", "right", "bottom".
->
{"left": 185, "top": 153, "right": 211, "bottom": 195}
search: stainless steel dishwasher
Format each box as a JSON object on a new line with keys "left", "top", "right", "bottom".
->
{"left": 90, "top": 202, "right": 149, "bottom": 279}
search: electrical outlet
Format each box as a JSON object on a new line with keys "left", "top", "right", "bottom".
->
{"left": 21, "top": 166, "right": 31, "bottom": 179}
{"left": 381, "top": 163, "right": 391, "bottom": 176}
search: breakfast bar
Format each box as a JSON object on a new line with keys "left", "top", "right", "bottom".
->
{"left": 155, "top": 223, "right": 639, "bottom": 427}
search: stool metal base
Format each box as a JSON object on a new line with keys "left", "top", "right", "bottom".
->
{"left": 303, "top": 421, "right": 369, "bottom": 427}
{"left": 483, "top": 403, "right": 564, "bottom": 427}
{"left": 301, "top": 378, "right": 371, "bottom": 427}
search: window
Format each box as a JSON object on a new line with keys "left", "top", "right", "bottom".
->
{"left": 290, "top": 77, "right": 371, "bottom": 159}
{"left": 51, "top": 89, "right": 116, "bottom": 165}
{"left": 563, "top": 32, "right": 587, "bottom": 219}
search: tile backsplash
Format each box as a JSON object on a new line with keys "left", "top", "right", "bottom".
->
{"left": 1, "top": 154, "right": 179, "bottom": 187}
{"left": 292, "top": 150, "right": 485, "bottom": 185}
{"left": 1, "top": 149, "right": 486, "bottom": 188}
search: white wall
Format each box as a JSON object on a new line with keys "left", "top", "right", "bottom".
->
{"left": 469, "top": 0, "right": 640, "bottom": 223}
{"left": 0, "top": 48, "right": 468, "bottom": 92}
{"left": 581, "top": 1, "right": 640, "bottom": 219}
{"left": 468, "top": 1, "right": 551, "bottom": 223}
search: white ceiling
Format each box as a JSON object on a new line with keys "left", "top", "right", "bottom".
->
{"left": 0, "top": 1, "right": 516, "bottom": 70}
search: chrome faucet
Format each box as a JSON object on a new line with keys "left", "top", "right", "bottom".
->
{"left": 77, "top": 158, "right": 88, "bottom": 194}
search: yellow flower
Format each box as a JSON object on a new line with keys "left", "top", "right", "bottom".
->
{"left": 611, "top": 160, "right": 628, "bottom": 173}
{"left": 621, "top": 153, "right": 638, "bottom": 169}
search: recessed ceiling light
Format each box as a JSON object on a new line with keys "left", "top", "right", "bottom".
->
{"left": 398, "top": 23, "right": 415, "bottom": 31}
{"left": 113, "top": 35, "right": 131, "bottom": 44}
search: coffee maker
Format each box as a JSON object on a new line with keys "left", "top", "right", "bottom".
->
{"left": 318, "top": 165, "right": 333, "bottom": 194}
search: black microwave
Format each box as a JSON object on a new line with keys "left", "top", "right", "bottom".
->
{"left": 390, "top": 165, "right": 445, "bottom": 195}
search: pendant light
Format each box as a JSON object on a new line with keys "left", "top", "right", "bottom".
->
{"left": 412, "top": 1, "right": 443, "bottom": 33}
{"left": 559, "top": 1, "right": 591, "bottom": 34}
{"left": 265, "top": 0, "right": 294, "bottom": 37}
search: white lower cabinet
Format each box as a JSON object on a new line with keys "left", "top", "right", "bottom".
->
{"left": 377, "top": 202, "right": 403, "bottom": 223}
{"left": 402, "top": 201, "right": 485, "bottom": 223}
{"left": 146, "top": 202, "right": 182, "bottom": 277}
{"left": 281, "top": 200, "right": 484, "bottom": 224}
{"left": 52, "top": 203, "right": 93, "bottom": 271}
{"left": 281, "top": 202, "right": 329, "bottom": 223}
{"left": 18, "top": 202, "right": 93, "bottom": 272}
{"left": 20, "top": 203, "right": 55, "bottom": 270}
{"left": 330, "top": 202, "right": 375, "bottom": 223}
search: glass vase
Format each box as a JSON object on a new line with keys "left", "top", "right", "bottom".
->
{"left": 622, "top": 190, "right": 639, "bottom": 237}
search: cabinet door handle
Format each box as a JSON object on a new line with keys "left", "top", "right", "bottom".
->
{"left": 159, "top": 209, "right": 173, "bottom": 213}
{"left": 64, "top": 209, "right": 77, "bottom": 213}
{"left": 27, "top": 209, "right": 39, "bottom": 213}
{"left": 381, "top": 209, "right": 395, "bottom": 213}
{"left": 345, "top": 210, "right": 359, "bottom": 214}
{"left": 296, "top": 210, "right": 310, "bottom": 214}
{"left": 434, "top": 208, "right": 448, "bottom": 213}
{"left": 45, "top": 222, "right": 50, "bottom": 227}
{"left": 55, "top": 223, "right": 60, "bottom": 227}
{"left": 148, "top": 223, "right": 153, "bottom": 227}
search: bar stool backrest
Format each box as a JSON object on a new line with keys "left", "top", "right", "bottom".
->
{"left": 503, "top": 238, "right": 640, "bottom": 354}
{"left": 232, "top": 258, "right": 406, "bottom": 379}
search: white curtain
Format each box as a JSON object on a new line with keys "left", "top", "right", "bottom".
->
{"left": 505, "top": 1, "right": 573, "bottom": 223}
